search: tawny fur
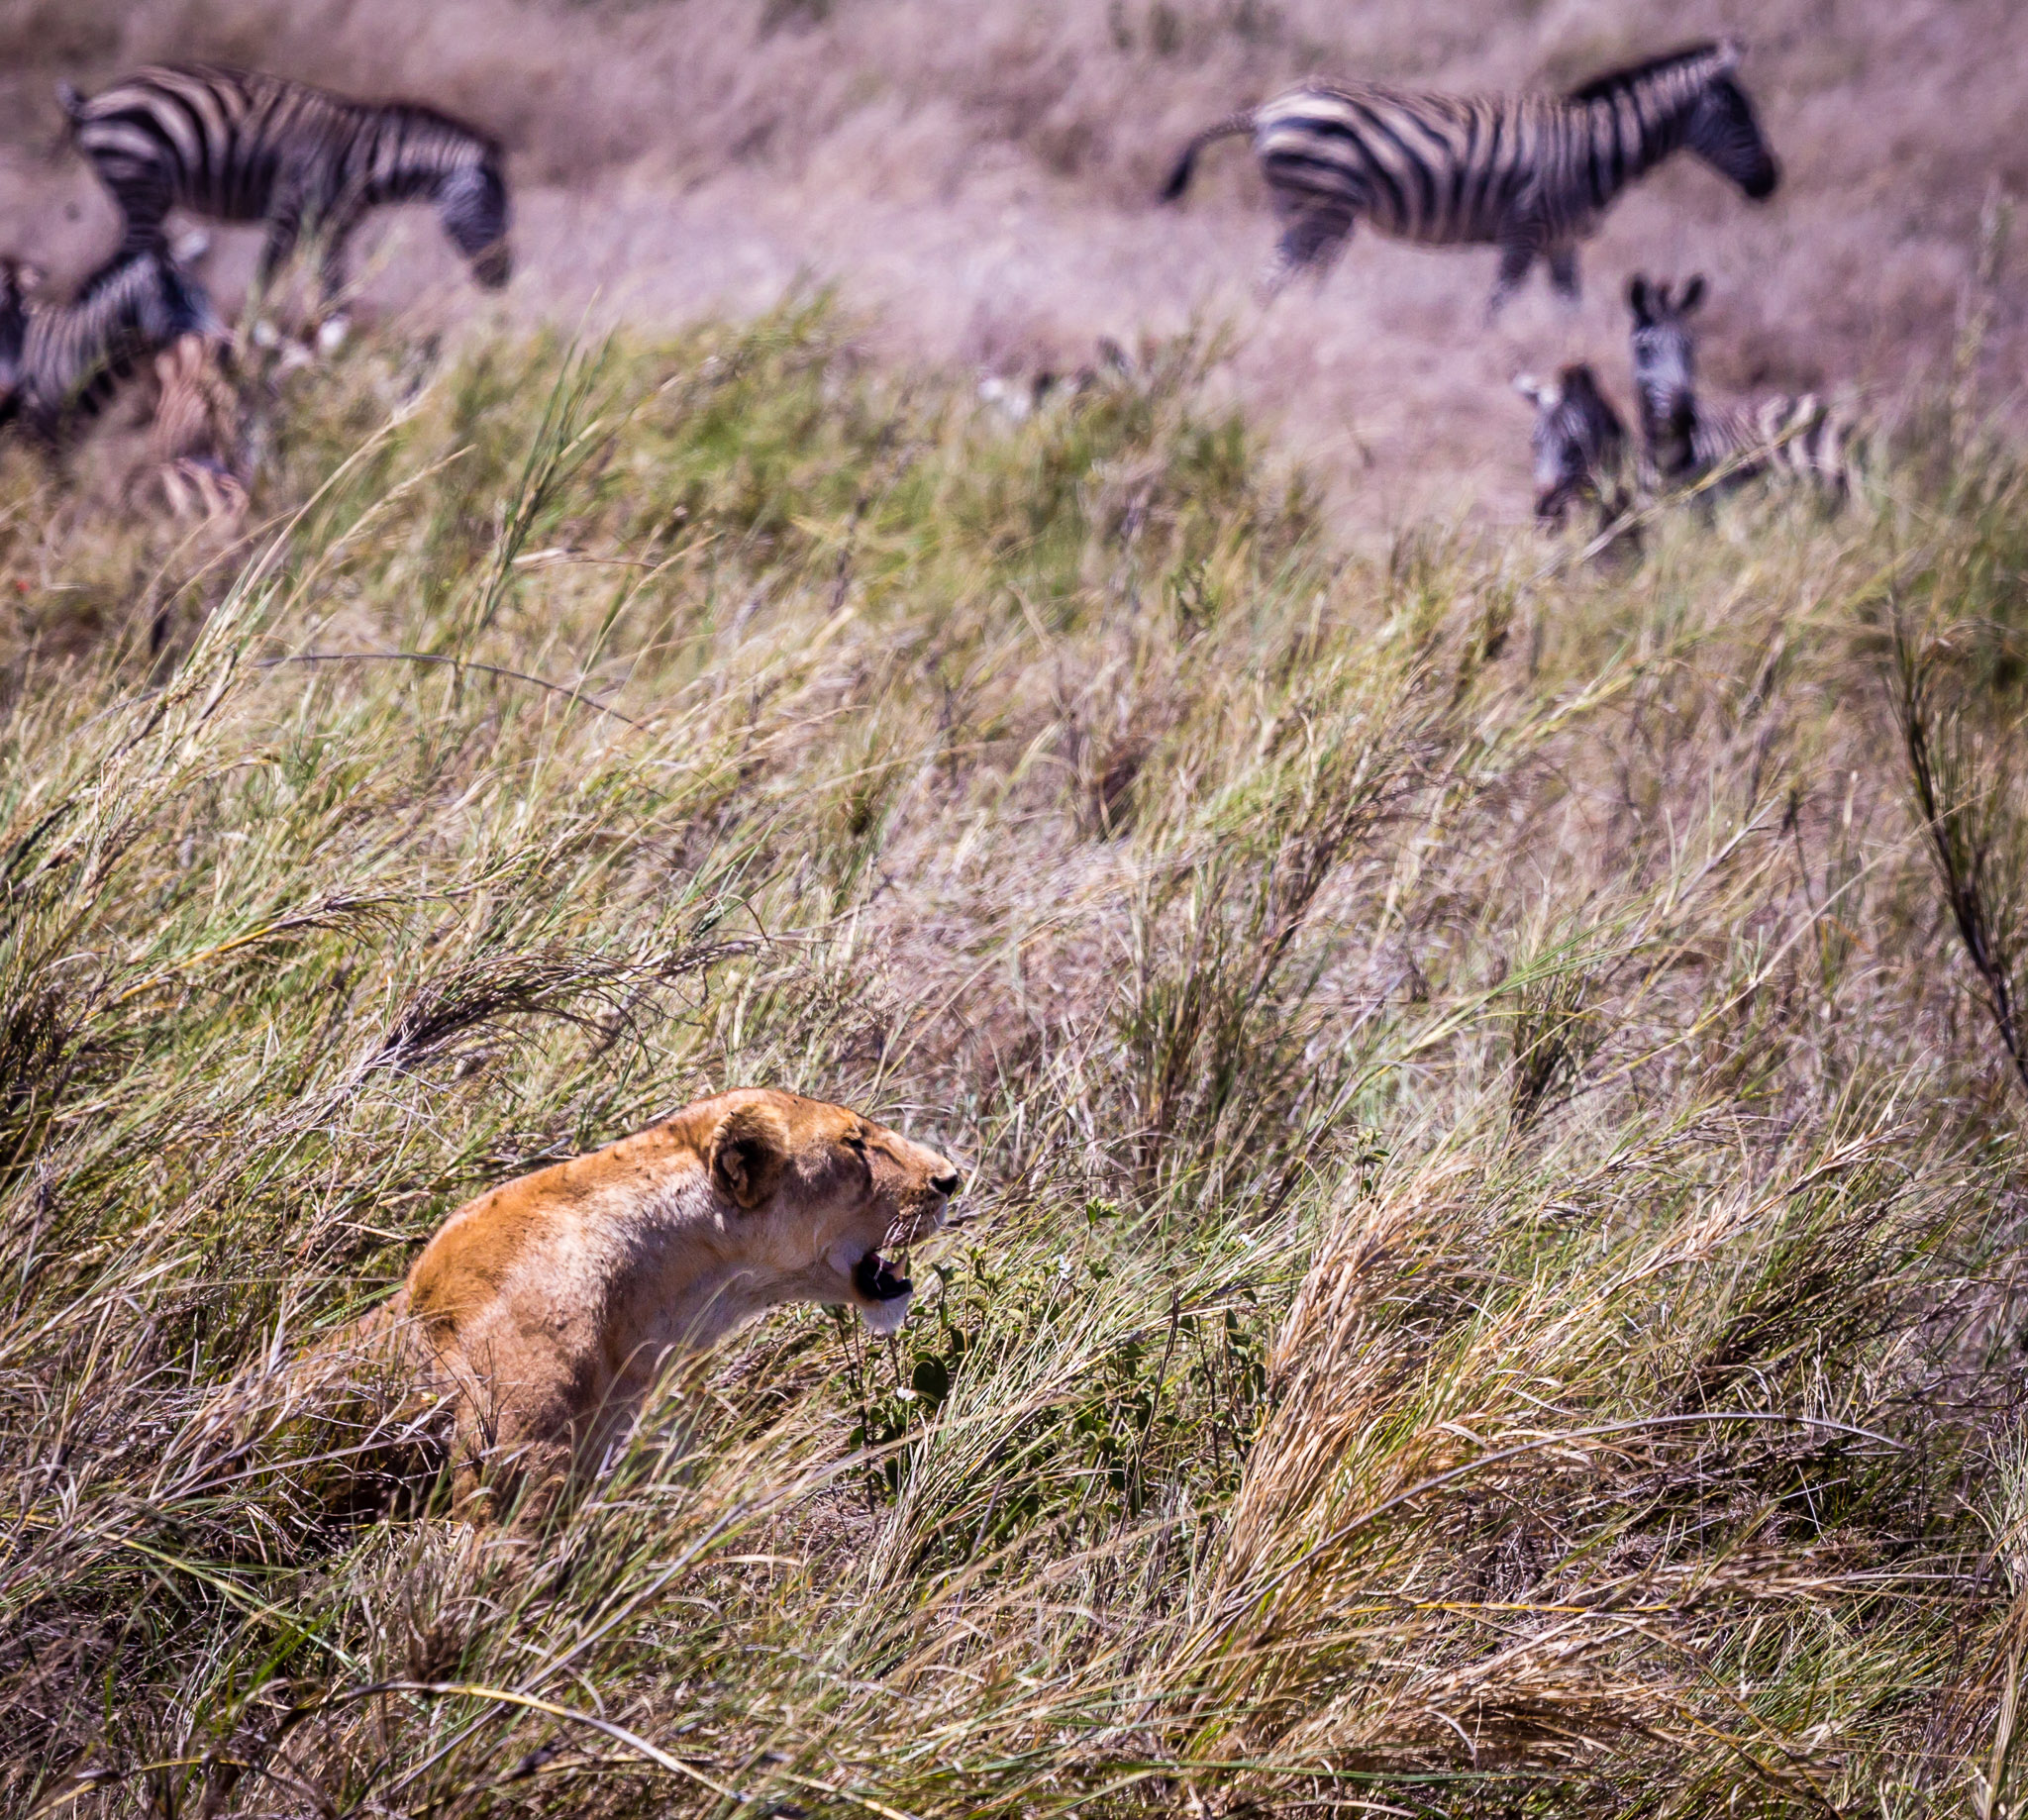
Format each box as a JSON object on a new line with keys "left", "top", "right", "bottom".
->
{"left": 322, "top": 1087, "right": 960, "bottom": 1513}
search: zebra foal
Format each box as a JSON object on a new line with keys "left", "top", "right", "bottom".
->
{"left": 141, "top": 332, "right": 249, "bottom": 524}
{"left": 1163, "top": 40, "right": 1777, "bottom": 315}
{"left": 1512, "top": 364, "right": 1632, "bottom": 530}
{"left": 1628, "top": 273, "right": 1855, "bottom": 499}
{"left": 58, "top": 64, "right": 511, "bottom": 315}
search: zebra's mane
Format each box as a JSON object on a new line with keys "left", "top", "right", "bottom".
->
{"left": 1564, "top": 41, "right": 1736, "bottom": 104}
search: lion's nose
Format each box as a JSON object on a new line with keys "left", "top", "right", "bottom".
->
{"left": 932, "top": 1168, "right": 963, "bottom": 1198}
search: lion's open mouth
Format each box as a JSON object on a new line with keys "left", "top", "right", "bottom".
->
{"left": 854, "top": 1250, "right": 912, "bottom": 1302}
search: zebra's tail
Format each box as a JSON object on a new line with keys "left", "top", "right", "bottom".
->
{"left": 1161, "top": 110, "right": 1256, "bottom": 203}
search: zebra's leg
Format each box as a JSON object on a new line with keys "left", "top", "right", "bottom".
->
{"left": 1825, "top": 421, "right": 1855, "bottom": 509}
{"left": 69, "top": 154, "right": 174, "bottom": 258}
{"left": 314, "top": 208, "right": 363, "bottom": 320}
{"left": 1795, "top": 403, "right": 1854, "bottom": 507}
{"left": 1548, "top": 247, "right": 1580, "bottom": 304}
{"left": 112, "top": 188, "right": 174, "bottom": 260}
{"left": 1261, "top": 200, "right": 1356, "bottom": 299}
{"left": 1485, "top": 241, "right": 1540, "bottom": 322}
{"left": 254, "top": 206, "right": 304, "bottom": 298}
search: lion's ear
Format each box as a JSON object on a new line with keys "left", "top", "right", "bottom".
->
{"left": 711, "top": 1101, "right": 791, "bottom": 1211}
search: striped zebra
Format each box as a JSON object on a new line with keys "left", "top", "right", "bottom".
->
{"left": 1627, "top": 273, "right": 1854, "bottom": 499}
{"left": 57, "top": 64, "right": 511, "bottom": 314}
{"left": 141, "top": 333, "right": 248, "bottom": 523}
{"left": 1512, "top": 364, "right": 1631, "bottom": 529}
{"left": 0, "top": 247, "right": 223, "bottom": 445}
{"left": 1162, "top": 40, "right": 1778, "bottom": 315}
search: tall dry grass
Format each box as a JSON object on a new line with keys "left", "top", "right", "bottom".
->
{"left": 4, "top": 302, "right": 2028, "bottom": 1815}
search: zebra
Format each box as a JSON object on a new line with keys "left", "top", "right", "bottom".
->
{"left": 141, "top": 332, "right": 248, "bottom": 524}
{"left": 1161, "top": 40, "right": 1778, "bottom": 315}
{"left": 0, "top": 246, "right": 225, "bottom": 447}
{"left": 1512, "top": 364, "right": 1632, "bottom": 530}
{"left": 1627, "top": 273, "right": 1855, "bottom": 499}
{"left": 56, "top": 64, "right": 511, "bottom": 318}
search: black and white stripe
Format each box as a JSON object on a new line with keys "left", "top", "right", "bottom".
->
{"left": 1163, "top": 40, "right": 1777, "bottom": 314}
{"left": 58, "top": 63, "right": 511, "bottom": 308}
{"left": 1627, "top": 274, "right": 1854, "bottom": 499}
{"left": 1512, "top": 364, "right": 1631, "bottom": 528}
{"left": 0, "top": 248, "right": 222, "bottom": 443}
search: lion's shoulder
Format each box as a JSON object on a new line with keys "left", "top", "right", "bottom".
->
{"left": 406, "top": 1120, "right": 709, "bottom": 1330}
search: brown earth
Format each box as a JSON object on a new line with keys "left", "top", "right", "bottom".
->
{"left": 1, "top": 0, "right": 2023, "bottom": 526}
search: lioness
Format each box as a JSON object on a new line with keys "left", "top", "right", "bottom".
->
{"left": 341, "top": 1088, "right": 962, "bottom": 1511}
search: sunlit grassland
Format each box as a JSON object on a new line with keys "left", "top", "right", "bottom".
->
{"left": 4, "top": 300, "right": 2028, "bottom": 1817}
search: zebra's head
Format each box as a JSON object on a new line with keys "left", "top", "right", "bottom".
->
{"left": 1686, "top": 48, "right": 1779, "bottom": 201}
{"left": 1515, "top": 364, "right": 1626, "bottom": 527}
{"left": 1628, "top": 273, "right": 1706, "bottom": 440}
{"left": 438, "top": 160, "right": 512, "bottom": 290}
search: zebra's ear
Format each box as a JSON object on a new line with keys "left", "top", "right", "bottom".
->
{"left": 1679, "top": 274, "right": 1707, "bottom": 315}
{"left": 1627, "top": 274, "right": 1654, "bottom": 324}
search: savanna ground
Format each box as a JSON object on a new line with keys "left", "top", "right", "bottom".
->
{"left": 5, "top": 272, "right": 2028, "bottom": 1814}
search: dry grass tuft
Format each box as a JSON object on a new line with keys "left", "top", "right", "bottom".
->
{"left": 4, "top": 301, "right": 2028, "bottom": 1816}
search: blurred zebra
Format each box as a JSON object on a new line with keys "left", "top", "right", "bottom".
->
{"left": 142, "top": 333, "right": 248, "bottom": 524}
{"left": 1627, "top": 273, "right": 1855, "bottom": 499}
{"left": 0, "top": 246, "right": 223, "bottom": 446}
{"left": 1162, "top": 40, "right": 1777, "bottom": 314}
{"left": 57, "top": 64, "right": 511, "bottom": 313}
{"left": 1512, "top": 364, "right": 1631, "bottom": 530}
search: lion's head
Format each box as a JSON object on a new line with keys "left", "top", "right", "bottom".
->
{"left": 689, "top": 1088, "right": 963, "bottom": 1337}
